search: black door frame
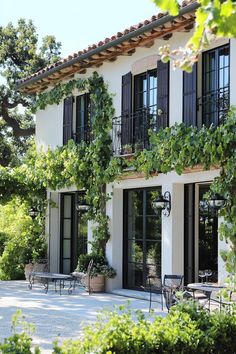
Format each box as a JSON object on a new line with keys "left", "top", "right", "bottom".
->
{"left": 184, "top": 182, "right": 218, "bottom": 284}
{"left": 123, "top": 187, "right": 162, "bottom": 290}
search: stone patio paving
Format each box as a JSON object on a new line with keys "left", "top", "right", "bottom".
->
{"left": 0, "top": 280, "right": 165, "bottom": 353}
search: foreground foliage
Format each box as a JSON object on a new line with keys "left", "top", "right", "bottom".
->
{"left": 1, "top": 304, "right": 235, "bottom": 354}
{"left": 0, "top": 197, "right": 47, "bottom": 279}
{"left": 53, "top": 303, "right": 236, "bottom": 353}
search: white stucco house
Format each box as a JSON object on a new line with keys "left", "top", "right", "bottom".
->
{"left": 18, "top": 0, "right": 234, "bottom": 292}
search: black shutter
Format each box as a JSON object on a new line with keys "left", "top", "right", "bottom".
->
{"left": 76, "top": 94, "right": 90, "bottom": 143}
{"left": 183, "top": 63, "right": 197, "bottom": 126}
{"left": 121, "top": 72, "right": 132, "bottom": 147}
{"left": 157, "top": 60, "right": 169, "bottom": 129}
{"left": 63, "top": 97, "right": 73, "bottom": 145}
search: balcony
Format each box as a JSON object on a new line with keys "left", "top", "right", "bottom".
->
{"left": 197, "top": 87, "right": 229, "bottom": 127}
{"left": 112, "top": 109, "right": 159, "bottom": 156}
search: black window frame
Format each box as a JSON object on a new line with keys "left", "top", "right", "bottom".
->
{"left": 201, "top": 43, "right": 230, "bottom": 127}
{"left": 75, "top": 93, "right": 92, "bottom": 144}
{"left": 134, "top": 69, "right": 158, "bottom": 114}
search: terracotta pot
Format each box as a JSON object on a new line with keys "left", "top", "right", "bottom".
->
{"left": 85, "top": 274, "right": 105, "bottom": 292}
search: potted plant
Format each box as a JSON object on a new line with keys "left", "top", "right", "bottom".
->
{"left": 75, "top": 253, "right": 116, "bottom": 292}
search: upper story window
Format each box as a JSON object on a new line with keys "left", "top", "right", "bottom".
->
{"left": 202, "top": 45, "right": 229, "bottom": 126}
{"left": 134, "top": 70, "right": 157, "bottom": 114}
{"left": 75, "top": 94, "right": 92, "bottom": 144}
{"left": 183, "top": 43, "right": 230, "bottom": 128}
{"left": 63, "top": 94, "right": 92, "bottom": 145}
{"left": 113, "top": 60, "right": 169, "bottom": 155}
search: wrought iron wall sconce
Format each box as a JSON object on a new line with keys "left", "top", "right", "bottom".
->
{"left": 29, "top": 207, "right": 39, "bottom": 219}
{"left": 200, "top": 193, "right": 226, "bottom": 217}
{"left": 152, "top": 191, "right": 171, "bottom": 217}
{"left": 75, "top": 194, "right": 90, "bottom": 212}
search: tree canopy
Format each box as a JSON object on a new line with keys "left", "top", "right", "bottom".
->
{"left": 0, "top": 19, "right": 61, "bottom": 166}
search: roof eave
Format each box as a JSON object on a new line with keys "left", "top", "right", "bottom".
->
{"left": 17, "top": 1, "right": 199, "bottom": 92}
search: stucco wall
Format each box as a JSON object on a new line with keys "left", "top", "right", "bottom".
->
{"left": 36, "top": 30, "right": 233, "bottom": 288}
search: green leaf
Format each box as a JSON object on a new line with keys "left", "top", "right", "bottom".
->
{"left": 152, "top": 0, "right": 179, "bottom": 16}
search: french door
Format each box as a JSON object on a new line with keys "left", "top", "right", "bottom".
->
{"left": 60, "top": 193, "right": 87, "bottom": 274}
{"left": 184, "top": 183, "right": 218, "bottom": 284}
{"left": 123, "top": 187, "right": 162, "bottom": 289}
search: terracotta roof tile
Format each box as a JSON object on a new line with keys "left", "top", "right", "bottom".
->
{"left": 18, "top": 0, "right": 197, "bottom": 88}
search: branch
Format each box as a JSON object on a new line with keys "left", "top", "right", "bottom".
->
{"left": 1, "top": 97, "right": 35, "bottom": 137}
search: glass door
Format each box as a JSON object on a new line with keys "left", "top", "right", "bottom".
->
{"left": 61, "top": 193, "right": 74, "bottom": 274}
{"left": 123, "top": 187, "right": 162, "bottom": 289}
{"left": 60, "top": 192, "right": 88, "bottom": 274}
{"left": 198, "top": 184, "right": 218, "bottom": 282}
{"left": 184, "top": 183, "right": 218, "bottom": 284}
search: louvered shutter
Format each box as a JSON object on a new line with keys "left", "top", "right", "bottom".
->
{"left": 157, "top": 60, "right": 169, "bottom": 129}
{"left": 63, "top": 97, "right": 73, "bottom": 145}
{"left": 183, "top": 63, "right": 197, "bottom": 126}
{"left": 76, "top": 93, "right": 90, "bottom": 143}
{"left": 121, "top": 72, "right": 132, "bottom": 147}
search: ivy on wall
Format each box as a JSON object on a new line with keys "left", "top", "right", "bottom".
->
{"left": 132, "top": 111, "right": 236, "bottom": 276}
{"left": 0, "top": 72, "right": 236, "bottom": 277}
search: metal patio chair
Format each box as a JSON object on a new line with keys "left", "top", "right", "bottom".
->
{"left": 162, "top": 274, "right": 184, "bottom": 311}
{"left": 143, "top": 275, "right": 164, "bottom": 312}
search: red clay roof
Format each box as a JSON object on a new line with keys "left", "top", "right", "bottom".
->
{"left": 17, "top": 0, "right": 198, "bottom": 93}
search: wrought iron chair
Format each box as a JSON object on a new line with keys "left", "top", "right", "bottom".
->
{"left": 71, "top": 259, "right": 93, "bottom": 294}
{"left": 143, "top": 275, "right": 164, "bottom": 312}
{"left": 162, "top": 274, "right": 184, "bottom": 311}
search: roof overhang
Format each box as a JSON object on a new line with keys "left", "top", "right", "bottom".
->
{"left": 17, "top": 1, "right": 199, "bottom": 94}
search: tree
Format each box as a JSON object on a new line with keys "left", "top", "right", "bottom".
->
{"left": 153, "top": 0, "right": 236, "bottom": 71}
{"left": 0, "top": 19, "right": 61, "bottom": 166}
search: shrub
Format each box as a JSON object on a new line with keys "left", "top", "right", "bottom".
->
{"left": 53, "top": 302, "right": 236, "bottom": 354}
{"left": 0, "top": 310, "right": 40, "bottom": 354}
{"left": 0, "top": 197, "right": 47, "bottom": 280}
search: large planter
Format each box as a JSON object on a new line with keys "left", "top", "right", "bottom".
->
{"left": 85, "top": 274, "right": 105, "bottom": 292}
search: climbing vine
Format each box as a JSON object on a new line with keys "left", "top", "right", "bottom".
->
{"left": 30, "top": 72, "right": 122, "bottom": 255}
{"left": 1, "top": 71, "right": 236, "bottom": 278}
{"left": 133, "top": 110, "right": 236, "bottom": 277}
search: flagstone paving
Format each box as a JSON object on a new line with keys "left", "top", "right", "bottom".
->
{"left": 0, "top": 280, "right": 165, "bottom": 353}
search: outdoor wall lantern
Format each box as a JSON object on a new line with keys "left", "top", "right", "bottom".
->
{"left": 152, "top": 191, "right": 171, "bottom": 217}
{"left": 76, "top": 194, "right": 90, "bottom": 213}
{"left": 29, "top": 207, "right": 39, "bottom": 219}
{"left": 207, "top": 193, "right": 226, "bottom": 213}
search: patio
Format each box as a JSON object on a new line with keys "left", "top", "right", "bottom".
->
{"left": 0, "top": 280, "right": 165, "bottom": 353}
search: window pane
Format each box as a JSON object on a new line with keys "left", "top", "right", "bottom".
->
{"left": 146, "top": 217, "right": 161, "bottom": 240}
{"left": 127, "top": 262, "right": 143, "bottom": 288}
{"left": 128, "top": 215, "right": 143, "bottom": 239}
{"left": 146, "top": 241, "right": 161, "bottom": 266}
{"left": 128, "top": 190, "right": 143, "bottom": 216}
{"left": 63, "top": 259, "right": 71, "bottom": 274}
{"left": 63, "top": 220, "right": 71, "bottom": 239}
{"left": 63, "top": 239, "right": 71, "bottom": 258}
{"left": 63, "top": 195, "right": 71, "bottom": 218}
{"left": 128, "top": 240, "right": 143, "bottom": 263}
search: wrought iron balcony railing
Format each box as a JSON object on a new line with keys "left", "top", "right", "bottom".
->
{"left": 197, "top": 87, "right": 230, "bottom": 127}
{"left": 112, "top": 109, "right": 159, "bottom": 156}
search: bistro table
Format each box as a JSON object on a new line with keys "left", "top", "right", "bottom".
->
{"left": 28, "top": 272, "right": 74, "bottom": 295}
{"left": 187, "top": 283, "right": 225, "bottom": 310}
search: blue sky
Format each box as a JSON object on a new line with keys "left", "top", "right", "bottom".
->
{"left": 1, "top": 0, "right": 159, "bottom": 57}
